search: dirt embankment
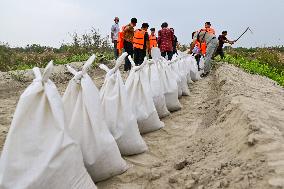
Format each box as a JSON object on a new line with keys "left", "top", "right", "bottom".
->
{"left": 0, "top": 62, "right": 284, "bottom": 189}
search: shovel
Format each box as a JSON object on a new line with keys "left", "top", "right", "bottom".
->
{"left": 235, "top": 27, "right": 253, "bottom": 42}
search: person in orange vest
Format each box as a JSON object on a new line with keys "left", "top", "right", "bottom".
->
{"left": 123, "top": 18, "right": 137, "bottom": 71}
{"left": 133, "top": 23, "right": 149, "bottom": 65}
{"left": 204, "top": 21, "right": 215, "bottom": 35}
{"left": 148, "top": 28, "right": 157, "bottom": 59}
{"left": 197, "top": 22, "right": 215, "bottom": 56}
{"left": 191, "top": 32, "right": 202, "bottom": 71}
{"left": 189, "top": 28, "right": 218, "bottom": 77}
{"left": 117, "top": 25, "right": 125, "bottom": 56}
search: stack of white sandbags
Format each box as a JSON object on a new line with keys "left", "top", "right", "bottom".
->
{"left": 99, "top": 53, "right": 148, "bottom": 156}
{"left": 125, "top": 56, "right": 164, "bottom": 134}
{"left": 186, "top": 55, "right": 202, "bottom": 81}
{"left": 199, "top": 56, "right": 205, "bottom": 74}
{"left": 63, "top": 55, "right": 128, "bottom": 182}
{"left": 156, "top": 58, "right": 182, "bottom": 112}
{"left": 144, "top": 59, "right": 170, "bottom": 118}
{"left": 168, "top": 57, "right": 190, "bottom": 96}
{"left": 0, "top": 62, "right": 97, "bottom": 189}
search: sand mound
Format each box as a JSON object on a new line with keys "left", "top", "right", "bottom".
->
{"left": 0, "top": 62, "right": 284, "bottom": 188}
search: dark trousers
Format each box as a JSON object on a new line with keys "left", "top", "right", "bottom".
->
{"left": 123, "top": 40, "right": 133, "bottom": 71}
{"left": 194, "top": 54, "right": 201, "bottom": 71}
{"left": 113, "top": 40, "right": 119, "bottom": 59}
{"left": 214, "top": 48, "right": 225, "bottom": 59}
{"left": 134, "top": 48, "right": 146, "bottom": 66}
{"left": 161, "top": 51, "right": 173, "bottom": 60}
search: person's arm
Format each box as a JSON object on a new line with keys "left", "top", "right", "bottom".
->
{"left": 157, "top": 30, "right": 161, "bottom": 47}
{"left": 111, "top": 25, "right": 114, "bottom": 42}
{"left": 145, "top": 33, "right": 150, "bottom": 54}
{"left": 171, "top": 31, "right": 174, "bottom": 45}
{"left": 123, "top": 25, "right": 131, "bottom": 33}
{"left": 189, "top": 39, "right": 197, "bottom": 54}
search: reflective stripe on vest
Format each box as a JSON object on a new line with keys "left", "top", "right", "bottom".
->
{"left": 149, "top": 35, "right": 157, "bottom": 48}
{"left": 133, "top": 29, "right": 146, "bottom": 49}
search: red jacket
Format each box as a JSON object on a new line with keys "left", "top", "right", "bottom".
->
{"left": 158, "top": 28, "right": 174, "bottom": 52}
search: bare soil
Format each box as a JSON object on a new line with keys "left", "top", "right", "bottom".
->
{"left": 0, "top": 62, "right": 284, "bottom": 189}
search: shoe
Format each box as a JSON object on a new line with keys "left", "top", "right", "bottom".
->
{"left": 200, "top": 72, "right": 209, "bottom": 77}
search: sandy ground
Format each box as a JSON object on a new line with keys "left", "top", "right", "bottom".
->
{"left": 0, "top": 62, "right": 284, "bottom": 189}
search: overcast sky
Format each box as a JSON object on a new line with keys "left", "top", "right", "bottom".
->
{"left": 0, "top": 0, "right": 283, "bottom": 48}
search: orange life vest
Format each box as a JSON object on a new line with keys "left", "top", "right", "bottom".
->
{"left": 194, "top": 41, "right": 206, "bottom": 55}
{"left": 149, "top": 35, "right": 157, "bottom": 49}
{"left": 196, "top": 28, "right": 215, "bottom": 55}
{"left": 200, "top": 42, "right": 207, "bottom": 55}
{"left": 206, "top": 28, "right": 215, "bottom": 35}
{"left": 117, "top": 26, "right": 126, "bottom": 50}
{"left": 133, "top": 29, "right": 146, "bottom": 49}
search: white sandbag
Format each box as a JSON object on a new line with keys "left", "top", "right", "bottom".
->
{"left": 125, "top": 56, "right": 164, "bottom": 134}
{"left": 200, "top": 56, "right": 205, "bottom": 70}
{"left": 157, "top": 60, "right": 182, "bottom": 112}
{"left": 187, "top": 56, "right": 202, "bottom": 81}
{"left": 177, "top": 58, "right": 190, "bottom": 96}
{"left": 169, "top": 59, "right": 189, "bottom": 96}
{"left": 99, "top": 53, "right": 148, "bottom": 156}
{"left": 144, "top": 59, "right": 170, "bottom": 118}
{"left": 199, "top": 56, "right": 205, "bottom": 75}
{"left": 63, "top": 55, "right": 128, "bottom": 182}
{"left": 0, "top": 62, "right": 96, "bottom": 189}
{"left": 151, "top": 47, "right": 162, "bottom": 60}
{"left": 168, "top": 60, "right": 182, "bottom": 98}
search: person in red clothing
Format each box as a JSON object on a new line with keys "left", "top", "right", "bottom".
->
{"left": 158, "top": 22, "right": 174, "bottom": 60}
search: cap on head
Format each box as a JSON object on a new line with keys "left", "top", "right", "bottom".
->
{"left": 161, "top": 22, "right": 168, "bottom": 28}
{"left": 222, "top": 31, "right": 228, "bottom": 34}
{"left": 150, "top": 28, "right": 155, "bottom": 32}
{"left": 142, "top": 23, "right": 149, "bottom": 28}
{"left": 114, "top": 17, "right": 119, "bottom": 21}
{"left": 131, "top": 18, "right": 137, "bottom": 24}
{"left": 205, "top": 22, "right": 211, "bottom": 26}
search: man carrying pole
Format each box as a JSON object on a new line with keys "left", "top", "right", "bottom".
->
{"left": 214, "top": 31, "right": 236, "bottom": 59}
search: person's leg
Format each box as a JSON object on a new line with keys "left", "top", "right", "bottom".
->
{"left": 114, "top": 40, "right": 118, "bottom": 59}
{"left": 124, "top": 40, "right": 133, "bottom": 71}
{"left": 161, "top": 51, "right": 166, "bottom": 58}
{"left": 133, "top": 48, "right": 139, "bottom": 65}
{"left": 167, "top": 51, "right": 173, "bottom": 60}
{"left": 220, "top": 49, "right": 225, "bottom": 59}
{"left": 204, "top": 39, "right": 218, "bottom": 74}
{"left": 195, "top": 54, "right": 201, "bottom": 71}
{"left": 140, "top": 49, "right": 146, "bottom": 65}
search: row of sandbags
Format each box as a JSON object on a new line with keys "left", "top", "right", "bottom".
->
{"left": 0, "top": 48, "right": 202, "bottom": 189}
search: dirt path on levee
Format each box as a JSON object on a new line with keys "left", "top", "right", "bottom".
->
{"left": 0, "top": 62, "right": 284, "bottom": 189}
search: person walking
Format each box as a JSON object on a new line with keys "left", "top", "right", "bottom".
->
{"left": 133, "top": 23, "right": 149, "bottom": 65}
{"left": 191, "top": 32, "right": 202, "bottom": 71}
{"left": 122, "top": 18, "right": 137, "bottom": 71}
{"left": 170, "top": 28, "right": 178, "bottom": 55}
{"left": 149, "top": 28, "right": 157, "bottom": 58}
{"left": 111, "top": 17, "right": 120, "bottom": 59}
{"left": 158, "top": 22, "right": 174, "bottom": 60}
{"left": 214, "top": 31, "right": 235, "bottom": 59}
{"left": 189, "top": 29, "right": 218, "bottom": 76}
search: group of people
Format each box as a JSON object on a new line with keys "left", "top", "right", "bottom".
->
{"left": 111, "top": 18, "right": 236, "bottom": 76}
{"left": 111, "top": 17, "right": 178, "bottom": 71}
{"left": 190, "top": 22, "right": 236, "bottom": 76}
